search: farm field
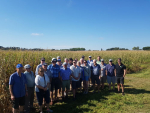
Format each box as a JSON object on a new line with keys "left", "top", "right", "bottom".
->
{"left": 0, "top": 50, "right": 150, "bottom": 113}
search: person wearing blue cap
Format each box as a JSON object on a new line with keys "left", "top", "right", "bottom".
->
{"left": 9, "top": 64, "right": 28, "bottom": 113}
{"left": 60, "top": 62, "right": 72, "bottom": 100}
{"left": 24, "top": 64, "right": 35, "bottom": 113}
{"left": 47, "top": 58, "right": 60, "bottom": 103}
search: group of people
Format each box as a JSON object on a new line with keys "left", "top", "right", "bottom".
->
{"left": 9, "top": 55, "right": 126, "bottom": 113}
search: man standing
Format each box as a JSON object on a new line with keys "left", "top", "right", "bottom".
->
{"left": 60, "top": 62, "right": 72, "bottom": 100}
{"left": 69, "top": 58, "right": 73, "bottom": 66}
{"left": 47, "top": 58, "right": 60, "bottom": 102}
{"left": 96, "top": 56, "right": 101, "bottom": 65}
{"left": 35, "top": 57, "right": 45, "bottom": 76}
{"left": 91, "top": 59, "right": 101, "bottom": 93}
{"left": 64, "top": 58, "right": 70, "bottom": 68}
{"left": 9, "top": 64, "right": 28, "bottom": 113}
{"left": 70, "top": 60, "right": 81, "bottom": 100}
{"left": 24, "top": 64, "right": 35, "bottom": 113}
{"left": 87, "top": 56, "right": 93, "bottom": 66}
{"left": 80, "top": 58, "right": 84, "bottom": 66}
{"left": 106, "top": 59, "right": 116, "bottom": 91}
{"left": 81, "top": 55, "right": 85, "bottom": 60}
{"left": 100, "top": 59, "right": 107, "bottom": 90}
{"left": 57, "top": 59, "right": 63, "bottom": 69}
{"left": 115, "top": 58, "right": 126, "bottom": 95}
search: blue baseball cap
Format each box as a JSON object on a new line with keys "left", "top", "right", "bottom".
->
{"left": 16, "top": 64, "right": 23, "bottom": 68}
{"left": 57, "top": 59, "right": 61, "bottom": 62}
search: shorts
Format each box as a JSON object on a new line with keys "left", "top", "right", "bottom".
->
{"left": 62, "top": 80, "right": 70, "bottom": 91}
{"left": 107, "top": 76, "right": 116, "bottom": 84}
{"left": 92, "top": 75, "right": 100, "bottom": 85}
{"left": 83, "top": 76, "right": 89, "bottom": 81}
{"left": 72, "top": 81, "right": 80, "bottom": 89}
{"left": 51, "top": 77, "right": 60, "bottom": 91}
{"left": 36, "top": 90, "right": 50, "bottom": 106}
{"left": 12, "top": 96, "right": 25, "bottom": 109}
{"left": 117, "top": 77, "right": 124, "bottom": 84}
{"left": 100, "top": 76, "right": 106, "bottom": 84}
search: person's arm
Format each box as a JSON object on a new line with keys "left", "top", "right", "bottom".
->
{"left": 25, "top": 84, "right": 28, "bottom": 96}
{"left": 9, "top": 85, "right": 15, "bottom": 100}
{"left": 114, "top": 69, "right": 116, "bottom": 76}
{"left": 35, "top": 65, "right": 39, "bottom": 76}
{"left": 99, "top": 67, "right": 101, "bottom": 79}
{"left": 123, "top": 69, "right": 126, "bottom": 77}
{"left": 105, "top": 66, "right": 107, "bottom": 76}
{"left": 77, "top": 73, "right": 81, "bottom": 79}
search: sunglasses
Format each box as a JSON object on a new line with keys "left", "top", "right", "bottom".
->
{"left": 84, "top": 62, "right": 87, "bottom": 63}
{"left": 52, "top": 61, "right": 56, "bottom": 63}
{"left": 40, "top": 71, "right": 44, "bottom": 72}
{"left": 42, "top": 60, "right": 45, "bottom": 61}
{"left": 73, "top": 62, "right": 76, "bottom": 63}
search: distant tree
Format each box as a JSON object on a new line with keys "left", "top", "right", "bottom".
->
{"left": 143, "top": 46, "right": 150, "bottom": 50}
{"left": 132, "top": 46, "right": 139, "bottom": 50}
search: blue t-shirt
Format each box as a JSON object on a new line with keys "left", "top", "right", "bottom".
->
{"left": 106, "top": 64, "right": 115, "bottom": 77}
{"left": 60, "top": 68, "right": 71, "bottom": 80}
{"left": 9, "top": 72, "right": 27, "bottom": 98}
{"left": 47, "top": 64, "right": 60, "bottom": 78}
{"left": 91, "top": 64, "right": 101, "bottom": 76}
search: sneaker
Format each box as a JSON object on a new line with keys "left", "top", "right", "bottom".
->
{"left": 117, "top": 91, "right": 120, "bottom": 93}
{"left": 40, "top": 112, "right": 43, "bottom": 113}
{"left": 122, "top": 92, "right": 125, "bottom": 95}
{"left": 92, "top": 91, "right": 95, "bottom": 93}
{"left": 47, "top": 109, "right": 53, "bottom": 112}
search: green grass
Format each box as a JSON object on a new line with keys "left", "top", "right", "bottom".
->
{"left": 36, "top": 65, "right": 150, "bottom": 113}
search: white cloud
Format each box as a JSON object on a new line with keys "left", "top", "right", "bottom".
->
{"left": 31, "top": 33, "right": 43, "bottom": 36}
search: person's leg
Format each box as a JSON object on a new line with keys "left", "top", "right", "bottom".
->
{"left": 30, "top": 87, "right": 34, "bottom": 108}
{"left": 85, "top": 81, "right": 88, "bottom": 93}
{"left": 12, "top": 108, "right": 18, "bottom": 113}
{"left": 117, "top": 83, "right": 120, "bottom": 92}
{"left": 121, "top": 84, "right": 124, "bottom": 92}
{"left": 51, "top": 80, "right": 54, "bottom": 102}
{"left": 120, "top": 77, "right": 124, "bottom": 94}
{"left": 19, "top": 96, "right": 25, "bottom": 113}
{"left": 36, "top": 92, "right": 43, "bottom": 112}
{"left": 96, "top": 76, "right": 100, "bottom": 92}
{"left": 12, "top": 98, "right": 19, "bottom": 113}
{"left": 24, "top": 88, "right": 30, "bottom": 111}
{"left": 112, "top": 76, "right": 116, "bottom": 90}
{"left": 62, "top": 81, "right": 65, "bottom": 98}
{"left": 72, "top": 81, "right": 76, "bottom": 99}
{"left": 107, "top": 76, "right": 111, "bottom": 90}
{"left": 66, "top": 80, "right": 70, "bottom": 97}
{"left": 19, "top": 106, "right": 24, "bottom": 113}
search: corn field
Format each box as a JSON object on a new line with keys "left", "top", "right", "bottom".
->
{"left": 0, "top": 50, "right": 150, "bottom": 113}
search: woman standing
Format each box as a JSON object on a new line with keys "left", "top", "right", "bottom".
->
{"left": 24, "top": 64, "right": 35, "bottom": 113}
{"left": 35, "top": 67, "right": 53, "bottom": 113}
{"left": 83, "top": 60, "right": 91, "bottom": 94}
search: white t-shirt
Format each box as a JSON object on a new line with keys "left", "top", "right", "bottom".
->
{"left": 35, "top": 74, "right": 49, "bottom": 92}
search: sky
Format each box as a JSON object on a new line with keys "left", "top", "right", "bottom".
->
{"left": 0, "top": 0, "right": 150, "bottom": 50}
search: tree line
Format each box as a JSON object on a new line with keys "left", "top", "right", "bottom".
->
{"left": 1, "top": 46, "right": 150, "bottom": 51}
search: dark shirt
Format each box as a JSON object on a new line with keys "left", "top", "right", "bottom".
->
{"left": 9, "top": 72, "right": 27, "bottom": 98}
{"left": 91, "top": 64, "right": 101, "bottom": 76}
{"left": 115, "top": 63, "right": 126, "bottom": 77}
{"left": 106, "top": 64, "right": 115, "bottom": 77}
